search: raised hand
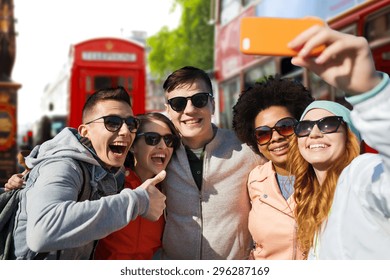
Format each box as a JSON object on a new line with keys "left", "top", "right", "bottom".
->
{"left": 140, "top": 170, "right": 167, "bottom": 221}
{"left": 288, "top": 25, "right": 382, "bottom": 95}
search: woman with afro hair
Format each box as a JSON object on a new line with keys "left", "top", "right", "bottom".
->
{"left": 232, "top": 75, "right": 313, "bottom": 259}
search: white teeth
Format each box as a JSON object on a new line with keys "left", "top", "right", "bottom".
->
{"left": 309, "top": 144, "right": 327, "bottom": 149}
{"left": 152, "top": 153, "right": 166, "bottom": 159}
{"left": 151, "top": 153, "right": 166, "bottom": 164}
{"left": 185, "top": 119, "right": 199, "bottom": 124}
{"left": 111, "top": 142, "right": 128, "bottom": 146}
{"left": 272, "top": 145, "right": 288, "bottom": 152}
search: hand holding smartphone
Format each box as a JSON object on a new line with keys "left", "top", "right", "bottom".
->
{"left": 240, "top": 17, "right": 325, "bottom": 57}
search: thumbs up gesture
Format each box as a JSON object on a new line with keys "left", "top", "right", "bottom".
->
{"left": 140, "top": 170, "right": 167, "bottom": 221}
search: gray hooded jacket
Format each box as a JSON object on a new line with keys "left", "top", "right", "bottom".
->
{"left": 13, "top": 128, "right": 149, "bottom": 259}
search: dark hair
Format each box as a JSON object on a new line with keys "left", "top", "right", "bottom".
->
{"left": 124, "top": 112, "right": 181, "bottom": 168}
{"left": 232, "top": 75, "right": 314, "bottom": 155}
{"left": 82, "top": 86, "right": 131, "bottom": 122}
{"left": 163, "top": 66, "right": 213, "bottom": 96}
{"left": 137, "top": 112, "right": 180, "bottom": 144}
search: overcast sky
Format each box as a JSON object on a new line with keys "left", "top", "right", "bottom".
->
{"left": 12, "top": 0, "right": 181, "bottom": 129}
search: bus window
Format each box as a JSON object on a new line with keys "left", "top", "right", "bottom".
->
{"left": 243, "top": 0, "right": 256, "bottom": 7}
{"left": 220, "top": 77, "right": 240, "bottom": 128}
{"left": 280, "top": 56, "right": 304, "bottom": 84}
{"left": 309, "top": 72, "right": 332, "bottom": 100}
{"left": 339, "top": 23, "right": 357, "bottom": 35}
{"left": 51, "top": 117, "right": 66, "bottom": 138}
{"left": 220, "top": 0, "right": 241, "bottom": 25}
{"left": 365, "top": 9, "right": 390, "bottom": 41}
{"left": 243, "top": 59, "right": 275, "bottom": 89}
{"left": 280, "top": 57, "right": 302, "bottom": 77}
{"left": 282, "top": 67, "right": 304, "bottom": 85}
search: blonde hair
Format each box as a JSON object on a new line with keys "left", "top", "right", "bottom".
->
{"left": 288, "top": 128, "right": 360, "bottom": 257}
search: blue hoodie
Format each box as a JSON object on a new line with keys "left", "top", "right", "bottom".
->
{"left": 13, "top": 128, "right": 149, "bottom": 259}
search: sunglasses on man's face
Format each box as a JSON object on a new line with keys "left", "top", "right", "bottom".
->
{"left": 294, "top": 116, "right": 345, "bottom": 137}
{"left": 254, "top": 117, "right": 297, "bottom": 146}
{"left": 137, "top": 132, "right": 179, "bottom": 148}
{"left": 85, "top": 115, "right": 140, "bottom": 133}
{"left": 167, "top": 92, "right": 213, "bottom": 112}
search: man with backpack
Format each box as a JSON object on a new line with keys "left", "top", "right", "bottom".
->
{"left": 1, "top": 86, "right": 166, "bottom": 259}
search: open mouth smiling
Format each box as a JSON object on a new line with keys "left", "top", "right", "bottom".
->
{"left": 151, "top": 153, "right": 166, "bottom": 164}
{"left": 109, "top": 142, "right": 128, "bottom": 155}
{"left": 270, "top": 143, "right": 289, "bottom": 152}
{"left": 307, "top": 143, "right": 329, "bottom": 149}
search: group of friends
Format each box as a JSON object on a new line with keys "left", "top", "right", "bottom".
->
{"left": 3, "top": 24, "right": 390, "bottom": 260}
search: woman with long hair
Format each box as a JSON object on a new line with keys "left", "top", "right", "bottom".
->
{"left": 94, "top": 112, "right": 180, "bottom": 259}
{"left": 288, "top": 101, "right": 360, "bottom": 257}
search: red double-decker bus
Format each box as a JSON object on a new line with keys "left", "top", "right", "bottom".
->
{"left": 27, "top": 37, "right": 146, "bottom": 147}
{"left": 213, "top": 0, "right": 390, "bottom": 129}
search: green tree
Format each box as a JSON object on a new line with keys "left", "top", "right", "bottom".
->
{"left": 147, "top": 0, "right": 214, "bottom": 80}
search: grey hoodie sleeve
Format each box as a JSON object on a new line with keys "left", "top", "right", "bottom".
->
{"left": 25, "top": 159, "right": 148, "bottom": 253}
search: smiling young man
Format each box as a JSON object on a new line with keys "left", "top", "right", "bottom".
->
{"left": 11, "top": 87, "right": 166, "bottom": 260}
{"left": 160, "top": 66, "right": 267, "bottom": 260}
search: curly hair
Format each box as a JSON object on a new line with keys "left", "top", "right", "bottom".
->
{"left": 232, "top": 75, "right": 314, "bottom": 155}
{"left": 287, "top": 128, "right": 360, "bottom": 256}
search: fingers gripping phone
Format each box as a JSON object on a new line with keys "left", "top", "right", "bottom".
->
{"left": 240, "top": 17, "right": 325, "bottom": 56}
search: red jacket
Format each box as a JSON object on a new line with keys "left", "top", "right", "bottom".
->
{"left": 94, "top": 169, "right": 165, "bottom": 259}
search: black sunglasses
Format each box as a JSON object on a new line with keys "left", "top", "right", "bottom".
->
{"left": 85, "top": 115, "right": 140, "bottom": 133}
{"left": 254, "top": 117, "right": 297, "bottom": 146}
{"left": 137, "top": 132, "right": 179, "bottom": 148}
{"left": 294, "top": 116, "right": 345, "bottom": 137}
{"left": 167, "top": 92, "right": 213, "bottom": 112}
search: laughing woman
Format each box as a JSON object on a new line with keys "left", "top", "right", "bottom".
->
{"left": 93, "top": 112, "right": 180, "bottom": 259}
